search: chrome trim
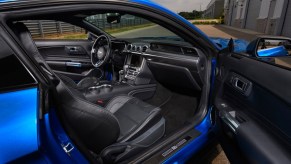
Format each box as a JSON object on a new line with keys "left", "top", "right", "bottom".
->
{"left": 142, "top": 52, "right": 199, "bottom": 62}
{"left": 66, "top": 62, "right": 82, "bottom": 67}
{"left": 88, "top": 84, "right": 112, "bottom": 90}
{"left": 63, "top": 142, "right": 74, "bottom": 154}
{"left": 219, "top": 110, "right": 240, "bottom": 133}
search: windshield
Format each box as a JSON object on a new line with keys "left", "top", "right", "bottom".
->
{"left": 85, "top": 13, "right": 183, "bottom": 41}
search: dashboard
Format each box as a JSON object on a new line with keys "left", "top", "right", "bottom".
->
{"left": 111, "top": 39, "right": 207, "bottom": 90}
{"left": 34, "top": 37, "right": 206, "bottom": 89}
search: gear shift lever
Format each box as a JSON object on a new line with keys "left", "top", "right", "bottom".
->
{"left": 119, "top": 70, "right": 125, "bottom": 82}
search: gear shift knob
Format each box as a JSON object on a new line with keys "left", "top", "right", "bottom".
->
{"left": 119, "top": 70, "right": 125, "bottom": 82}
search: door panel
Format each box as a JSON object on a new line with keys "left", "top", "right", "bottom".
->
{"left": 36, "top": 40, "right": 92, "bottom": 57}
{"left": 0, "top": 36, "right": 39, "bottom": 163}
{"left": 214, "top": 53, "right": 291, "bottom": 163}
{"left": 35, "top": 40, "right": 100, "bottom": 81}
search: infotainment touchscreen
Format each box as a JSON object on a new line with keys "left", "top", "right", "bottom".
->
{"left": 130, "top": 54, "right": 142, "bottom": 67}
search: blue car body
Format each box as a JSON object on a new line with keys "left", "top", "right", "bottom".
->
{"left": 0, "top": 88, "right": 38, "bottom": 163}
{"left": 0, "top": 0, "right": 250, "bottom": 163}
{"left": 257, "top": 45, "right": 289, "bottom": 57}
{"left": 210, "top": 37, "right": 249, "bottom": 53}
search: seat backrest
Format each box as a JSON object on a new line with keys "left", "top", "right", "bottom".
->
{"left": 12, "top": 22, "right": 120, "bottom": 153}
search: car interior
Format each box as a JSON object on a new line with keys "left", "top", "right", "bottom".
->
{"left": 5, "top": 9, "right": 210, "bottom": 163}
{"left": 2, "top": 1, "right": 291, "bottom": 163}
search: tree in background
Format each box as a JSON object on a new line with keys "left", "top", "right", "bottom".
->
{"left": 178, "top": 10, "right": 203, "bottom": 20}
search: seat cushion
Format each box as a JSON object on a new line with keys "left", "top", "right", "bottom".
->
{"left": 106, "top": 95, "right": 162, "bottom": 142}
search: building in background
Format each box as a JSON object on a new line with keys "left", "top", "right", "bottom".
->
{"left": 204, "top": 0, "right": 225, "bottom": 18}
{"left": 224, "top": 0, "right": 291, "bottom": 37}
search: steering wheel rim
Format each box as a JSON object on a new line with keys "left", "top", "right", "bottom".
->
{"left": 91, "top": 35, "right": 111, "bottom": 68}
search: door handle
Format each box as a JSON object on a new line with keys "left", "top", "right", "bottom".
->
{"left": 65, "top": 46, "right": 86, "bottom": 55}
{"left": 66, "top": 62, "right": 82, "bottom": 67}
{"left": 69, "top": 47, "right": 78, "bottom": 51}
{"left": 229, "top": 73, "right": 252, "bottom": 96}
{"left": 233, "top": 78, "right": 246, "bottom": 91}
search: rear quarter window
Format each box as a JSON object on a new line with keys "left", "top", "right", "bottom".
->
{"left": 0, "top": 37, "right": 36, "bottom": 91}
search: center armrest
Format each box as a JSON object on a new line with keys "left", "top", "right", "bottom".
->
{"left": 84, "top": 83, "right": 157, "bottom": 104}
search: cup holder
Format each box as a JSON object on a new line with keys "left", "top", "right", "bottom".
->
{"left": 102, "top": 84, "right": 113, "bottom": 92}
{"left": 89, "top": 84, "right": 113, "bottom": 93}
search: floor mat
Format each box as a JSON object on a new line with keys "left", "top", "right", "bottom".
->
{"left": 146, "top": 84, "right": 199, "bottom": 135}
{"left": 161, "top": 91, "right": 198, "bottom": 135}
{"left": 146, "top": 84, "right": 172, "bottom": 107}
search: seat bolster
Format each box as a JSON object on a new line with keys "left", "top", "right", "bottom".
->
{"left": 117, "top": 107, "right": 162, "bottom": 142}
{"left": 56, "top": 82, "right": 120, "bottom": 153}
{"left": 105, "top": 95, "right": 133, "bottom": 113}
{"left": 106, "top": 96, "right": 163, "bottom": 142}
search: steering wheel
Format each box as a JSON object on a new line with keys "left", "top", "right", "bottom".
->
{"left": 91, "top": 35, "right": 111, "bottom": 68}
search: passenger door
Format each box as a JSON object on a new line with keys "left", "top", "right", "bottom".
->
{"left": 23, "top": 20, "right": 98, "bottom": 81}
{"left": 214, "top": 48, "right": 291, "bottom": 163}
{"left": 35, "top": 40, "right": 96, "bottom": 81}
{"left": 0, "top": 33, "right": 40, "bottom": 163}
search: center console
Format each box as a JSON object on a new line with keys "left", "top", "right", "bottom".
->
{"left": 123, "top": 54, "right": 153, "bottom": 85}
{"left": 124, "top": 54, "right": 143, "bottom": 82}
{"left": 84, "top": 53, "right": 156, "bottom": 105}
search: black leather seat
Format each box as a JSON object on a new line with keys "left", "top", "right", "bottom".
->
{"left": 12, "top": 22, "right": 165, "bottom": 163}
{"left": 57, "top": 78, "right": 165, "bottom": 162}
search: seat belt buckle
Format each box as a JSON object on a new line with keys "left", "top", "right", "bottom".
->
{"left": 63, "top": 142, "right": 74, "bottom": 154}
{"left": 97, "top": 100, "right": 104, "bottom": 104}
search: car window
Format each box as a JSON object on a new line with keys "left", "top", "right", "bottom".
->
{"left": 85, "top": 13, "right": 184, "bottom": 41}
{"left": 20, "top": 20, "right": 87, "bottom": 40}
{"left": 0, "top": 36, "right": 36, "bottom": 90}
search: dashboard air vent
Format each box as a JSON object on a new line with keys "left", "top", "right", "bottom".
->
{"left": 182, "top": 47, "right": 198, "bottom": 56}
{"left": 132, "top": 45, "right": 136, "bottom": 51}
{"left": 127, "top": 44, "right": 132, "bottom": 51}
{"left": 142, "top": 46, "right": 148, "bottom": 52}
{"left": 137, "top": 46, "right": 141, "bottom": 52}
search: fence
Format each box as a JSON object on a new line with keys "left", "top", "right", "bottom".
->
{"left": 22, "top": 20, "right": 85, "bottom": 38}
{"left": 22, "top": 18, "right": 149, "bottom": 38}
{"left": 86, "top": 18, "right": 149, "bottom": 30}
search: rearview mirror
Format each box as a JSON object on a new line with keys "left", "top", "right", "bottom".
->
{"left": 256, "top": 38, "right": 291, "bottom": 57}
{"left": 106, "top": 13, "right": 121, "bottom": 24}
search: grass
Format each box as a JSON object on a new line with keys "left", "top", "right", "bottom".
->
{"left": 37, "top": 23, "right": 154, "bottom": 39}
{"left": 34, "top": 33, "right": 88, "bottom": 40}
{"left": 63, "top": 33, "right": 88, "bottom": 39}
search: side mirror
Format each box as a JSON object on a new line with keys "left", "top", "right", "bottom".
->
{"left": 255, "top": 38, "right": 291, "bottom": 57}
{"left": 106, "top": 13, "right": 121, "bottom": 24}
